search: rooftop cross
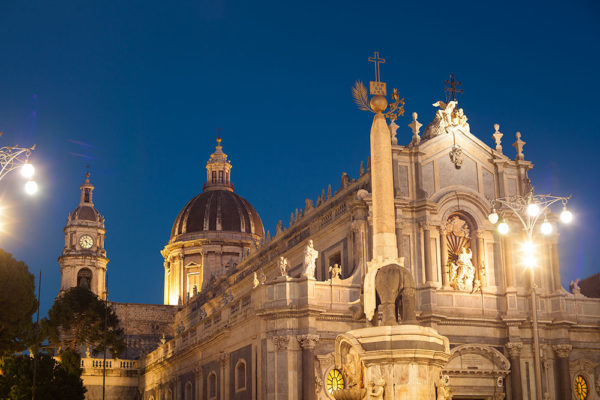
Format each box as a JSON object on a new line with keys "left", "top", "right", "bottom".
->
{"left": 368, "top": 51, "right": 386, "bottom": 82}
{"left": 216, "top": 128, "right": 223, "bottom": 146}
{"left": 444, "top": 74, "right": 464, "bottom": 102}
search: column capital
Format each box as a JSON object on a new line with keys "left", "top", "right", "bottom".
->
{"left": 219, "top": 352, "right": 230, "bottom": 367}
{"left": 297, "top": 334, "right": 320, "bottom": 349}
{"left": 271, "top": 335, "right": 290, "bottom": 351}
{"left": 476, "top": 229, "right": 487, "bottom": 239}
{"left": 552, "top": 344, "right": 572, "bottom": 358}
{"left": 419, "top": 221, "right": 432, "bottom": 230}
{"left": 506, "top": 342, "right": 523, "bottom": 357}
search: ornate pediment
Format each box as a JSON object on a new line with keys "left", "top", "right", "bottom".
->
{"left": 444, "top": 344, "right": 510, "bottom": 375}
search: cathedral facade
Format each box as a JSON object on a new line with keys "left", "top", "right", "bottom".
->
{"left": 59, "top": 95, "right": 600, "bottom": 400}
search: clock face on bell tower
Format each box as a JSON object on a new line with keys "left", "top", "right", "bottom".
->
{"left": 58, "top": 172, "right": 109, "bottom": 299}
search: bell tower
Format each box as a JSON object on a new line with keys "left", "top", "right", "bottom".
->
{"left": 58, "top": 172, "right": 108, "bottom": 299}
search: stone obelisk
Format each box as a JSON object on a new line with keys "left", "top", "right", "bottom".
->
{"left": 370, "top": 109, "right": 398, "bottom": 260}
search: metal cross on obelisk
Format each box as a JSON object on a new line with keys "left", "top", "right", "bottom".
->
{"left": 368, "top": 51, "right": 387, "bottom": 96}
{"left": 444, "top": 73, "right": 464, "bottom": 102}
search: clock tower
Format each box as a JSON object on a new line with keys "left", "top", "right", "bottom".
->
{"left": 58, "top": 172, "right": 108, "bottom": 299}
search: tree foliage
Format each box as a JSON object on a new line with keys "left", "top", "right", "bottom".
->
{"left": 43, "top": 287, "right": 125, "bottom": 357}
{"left": 0, "top": 353, "right": 86, "bottom": 400}
{"left": 0, "top": 249, "right": 37, "bottom": 356}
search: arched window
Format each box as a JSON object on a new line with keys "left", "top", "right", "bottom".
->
{"left": 77, "top": 268, "right": 93, "bottom": 290}
{"left": 208, "top": 371, "right": 217, "bottom": 400}
{"left": 184, "top": 381, "right": 192, "bottom": 400}
{"left": 235, "top": 359, "right": 247, "bottom": 392}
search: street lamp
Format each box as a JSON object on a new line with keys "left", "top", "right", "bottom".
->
{"left": 0, "top": 142, "right": 38, "bottom": 194}
{"left": 488, "top": 190, "right": 572, "bottom": 400}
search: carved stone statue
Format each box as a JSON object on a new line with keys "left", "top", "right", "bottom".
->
{"left": 278, "top": 256, "right": 288, "bottom": 277}
{"left": 449, "top": 248, "right": 475, "bottom": 292}
{"left": 374, "top": 263, "right": 417, "bottom": 325}
{"left": 302, "top": 240, "right": 318, "bottom": 278}
{"left": 342, "top": 347, "right": 362, "bottom": 388}
{"left": 423, "top": 100, "right": 470, "bottom": 139}
{"left": 276, "top": 220, "right": 283, "bottom": 235}
{"left": 367, "top": 378, "right": 385, "bottom": 400}
{"left": 340, "top": 172, "right": 350, "bottom": 189}
{"left": 329, "top": 263, "right": 342, "bottom": 280}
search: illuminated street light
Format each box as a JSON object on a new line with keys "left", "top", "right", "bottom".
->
{"left": 488, "top": 189, "right": 572, "bottom": 400}
{"left": 497, "top": 221, "right": 509, "bottom": 235}
{"left": 541, "top": 219, "right": 553, "bottom": 235}
{"left": 24, "top": 181, "right": 38, "bottom": 195}
{"left": 560, "top": 206, "right": 573, "bottom": 224}
{"left": 20, "top": 162, "right": 34, "bottom": 178}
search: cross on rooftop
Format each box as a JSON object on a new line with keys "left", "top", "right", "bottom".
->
{"left": 444, "top": 74, "right": 464, "bottom": 102}
{"left": 368, "top": 51, "right": 386, "bottom": 82}
{"left": 216, "top": 128, "right": 223, "bottom": 146}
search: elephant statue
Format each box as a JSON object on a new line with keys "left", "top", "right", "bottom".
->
{"left": 374, "top": 263, "right": 417, "bottom": 325}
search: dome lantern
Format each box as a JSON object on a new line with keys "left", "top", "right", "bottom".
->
{"left": 204, "top": 137, "right": 233, "bottom": 192}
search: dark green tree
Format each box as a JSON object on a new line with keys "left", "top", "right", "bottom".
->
{"left": 42, "top": 287, "right": 125, "bottom": 358}
{"left": 0, "top": 249, "right": 37, "bottom": 356}
{"left": 0, "top": 353, "right": 86, "bottom": 400}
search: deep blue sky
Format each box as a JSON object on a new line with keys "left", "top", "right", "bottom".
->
{"left": 0, "top": 0, "right": 598, "bottom": 315}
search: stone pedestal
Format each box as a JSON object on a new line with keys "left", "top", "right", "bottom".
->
{"left": 334, "top": 325, "right": 450, "bottom": 399}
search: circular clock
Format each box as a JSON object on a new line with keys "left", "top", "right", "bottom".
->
{"left": 79, "top": 235, "right": 94, "bottom": 249}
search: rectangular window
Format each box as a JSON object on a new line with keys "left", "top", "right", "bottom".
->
{"left": 84, "top": 189, "right": 90, "bottom": 202}
{"left": 212, "top": 171, "right": 216, "bottom": 183}
{"left": 219, "top": 171, "right": 223, "bottom": 183}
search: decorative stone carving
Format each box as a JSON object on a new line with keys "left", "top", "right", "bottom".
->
{"left": 389, "top": 120, "right": 399, "bottom": 145}
{"left": 341, "top": 346, "right": 363, "bottom": 388}
{"left": 276, "top": 220, "right": 283, "bottom": 235}
{"left": 506, "top": 342, "right": 523, "bottom": 358}
{"left": 436, "top": 374, "right": 451, "bottom": 400}
{"left": 513, "top": 131, "right": 526, "bottom": 160}
{"left": 408, "top": 112, "right": 422, "bottom": 146}
{"left": 278, "top": 256, "right": 288, "bottom": 277}
{"left": 570, "top": 278, "right": 581, "bottom": 295}
{"left": 253, "top": 269, "right": 266, "bottom": 288}
{"left": 271, "top": 335, "right": 290, "bottom": 351}
{"left": 449, "top": 248, "right": 476, "bottom": 292}
{"left": 305, "top": 198, "right": 314, "bottom": 212}
{"left": 302, "top": 240, "right": 318, "bottom": 278}
{"left": 340, "top": 172, "right": 351, "bottom": 189}
{"left": 373, "top": 260, "right": 417, "bottom": 325}
{"left": 297, "top": 334, "right": 319, "bottom": 349}
{"left": 492, "top": 123, "right": 503, "bottom": 153}
{"left": 449, "top": 144, "right": 464, "bottom": 169}
{"left": 367, "top": 378, "right": 385, "bottom": 400}
{"left": 329, "top": 263, "right": 342, "bottom": 281}
{"left": 553, "top": 344, "right": 572, "bottom": 358}
{"left": 221, "top": 289, "right": 233, "bottom": 306}
{"left": 423, "top": 100, "right": 470, "bottom": 139}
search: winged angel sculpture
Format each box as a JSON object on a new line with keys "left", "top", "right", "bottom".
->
{"left": 352, "top": 81, "right": 405, "bottom": 121}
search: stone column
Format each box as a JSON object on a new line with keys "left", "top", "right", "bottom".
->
{"left": 503, "top": 237, "right": 515, "bottom": 288}
{"left": 370, "top": 112, "right": 398, "bottom": 260}
{"left": 297, "top": 334, "right": 320, "bottom": 400}
{"left": 422, "top": 223, "right": 433, "bottom": 283}
{"left": 219, "top": 352, "right": 230, "bottom": 400}
{"left": 195, "top": 366, "right": 203, "bottom": 400}
{"left": 553, "top": 344, "right": 572, "bottom": 400}
{"left": 271, "top": 336, "right": 290, "bottom": 400}
{"left": 476, "top": 230, "right": 486, "bottom": 287}
{"left": 551, "top": 238, "right": 562, "bottom": 291}
{"left": 439, "top": 226, "right": 449, "bottom": 288}
{"left": 506, "top": 342, "right": 523, "bottom": 400}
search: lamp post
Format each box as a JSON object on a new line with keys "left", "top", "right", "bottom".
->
{"left": 0, "top": 141, "right": 38, "bottom": 193}
{"left": 488, "top": 190, "right": 572, "bottom": 400}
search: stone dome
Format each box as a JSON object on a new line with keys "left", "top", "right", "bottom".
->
{"left": 170, "top": 189, "right": 264, "bottom": 241}
{"left": 69, "top": 205, "right": 103, "bottom": 223}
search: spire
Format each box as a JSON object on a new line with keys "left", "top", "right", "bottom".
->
{"left": 79, "top": 171, "right": 95, "bottom": 206}
{"left": 204, "top": 137, "right": 234, "bottom": 192}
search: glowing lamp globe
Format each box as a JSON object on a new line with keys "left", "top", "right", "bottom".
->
{"left": 527, "top": 203, "right": 540, "bottom": 217}
{"left": 24, "top": 180, "right": 38, "bottom": 195}
{"left": 522, "top": 241, "right": 535, "bottom": 255}
{"left": 560, "top": 207, "right": 573, "bottom": 224}
{"left": 488, "top": 210, "right": 499, "bottom": 224}
{"left": 497, "top": 222, "right": 509, "bottom": 235}
{"left": 523, "top": 255, "right": 537, "bottom": 269}
{"left": 20, "top": 163, "right": 34, "bottom": 179}
{"left": 541, "top": 221, "right": 553, "bottom": 235}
